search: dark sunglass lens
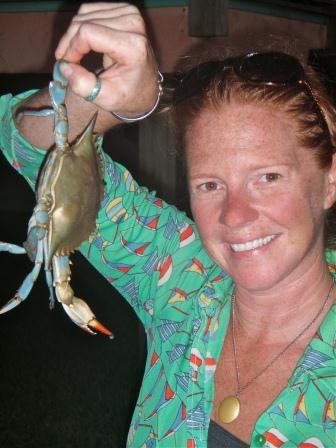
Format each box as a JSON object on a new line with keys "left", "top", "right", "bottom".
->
{"left": 238, "top": 52, "right": 305, "bottom": 85}
{"left": 174, "top": 60, "right": 225, "bottom": 103}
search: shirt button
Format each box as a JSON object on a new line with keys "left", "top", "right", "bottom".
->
{"left": 254, "top": 433, "right": 266, "bottom": 446}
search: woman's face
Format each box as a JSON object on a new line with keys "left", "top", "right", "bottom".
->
{"left": 186, "top": 102, "right": 336, "bottom": 293}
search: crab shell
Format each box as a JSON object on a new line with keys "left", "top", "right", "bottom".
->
{"left": 37, "top": 113, "right": 104, "bottom": 264}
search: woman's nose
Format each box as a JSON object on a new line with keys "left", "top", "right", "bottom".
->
{"left": 219, "top": 191, "right": 258, "bottom": 228}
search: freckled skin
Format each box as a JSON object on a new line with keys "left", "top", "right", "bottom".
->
{"left": 185, "top": 102, "right": 336, "bottom": 294}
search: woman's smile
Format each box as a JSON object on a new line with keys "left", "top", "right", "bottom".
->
{"left": 230, "top": 234, "right": 276, "bottom": 253}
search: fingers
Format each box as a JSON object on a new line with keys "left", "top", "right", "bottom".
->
{"left": 77, "top": 2, "right": 131, "bottom": 14}
{"left": 58, "top": 58, "right": 140, "bottom": 112}
{"left": 59, "top": 62, "right": 98, "bottom": 100}
{"left": 55, "top": 2, "right": 159, "bottom": 115}
{"left": 76, "top": 3, "right": 141, "bottom": 22}
{"left": 57, "top": 15, "right": 145, "bottom": 62}
{"left": 57, "top": 22, "right": 148, "bottom": 69}
{"left": 59, "top": 61, "right": 119, "bottom": 110}
{"left": 55, "top": 3, "right": 145, "bottom": 61}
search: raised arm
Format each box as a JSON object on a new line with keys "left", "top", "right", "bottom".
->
{"left": 18, "top": 2, "right": 159, "bottom": 149}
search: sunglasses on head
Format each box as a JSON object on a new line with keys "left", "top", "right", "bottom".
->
{"left": 173, "top": 51, "right": 328, "bottom": 130}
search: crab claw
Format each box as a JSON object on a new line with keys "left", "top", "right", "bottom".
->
{"left": 0, "top": 241, "right": 44, "bottom": 314}
{"left": 0, "top": 295, "right": 23, "bottom": 313}
{"left": 62, "top": 297, "right": 114, "bottom": 339}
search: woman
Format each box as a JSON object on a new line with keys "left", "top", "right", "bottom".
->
{"left": 1, "top": 3, "right": 335, "bottom": 447}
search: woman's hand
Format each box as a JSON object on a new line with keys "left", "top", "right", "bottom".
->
{"left": 18, "top": 2, "right": 158, "bottom": 148}
{"left": 55, "top": 2, "right": 159, "bottom": 117}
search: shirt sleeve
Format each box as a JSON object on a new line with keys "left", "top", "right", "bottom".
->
{"left": 0, "top": 92, "right": 47, "bottom": 190}
{"left": 0, "top": 92, "right": 216, "bottom": 329}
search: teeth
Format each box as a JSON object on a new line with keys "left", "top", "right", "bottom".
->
{"left": 231, "top": 235, "right": 275, "bottom": 253}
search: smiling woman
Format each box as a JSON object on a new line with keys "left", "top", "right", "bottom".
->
{"left": 173, "top": 51, "right": 336, "bottom": 444}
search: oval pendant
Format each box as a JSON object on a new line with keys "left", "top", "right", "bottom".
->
{"left": 218, "top": 395, "right": 240, "bottom": 423}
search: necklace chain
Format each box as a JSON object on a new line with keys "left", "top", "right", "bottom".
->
{"left": 231, "top": 282, "right": 334, "bottom": 396}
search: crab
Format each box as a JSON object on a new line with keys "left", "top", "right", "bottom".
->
{"left": 0, "top": 61, "right": 113, "bottom": 338}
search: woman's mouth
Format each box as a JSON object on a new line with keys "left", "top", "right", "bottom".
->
{"left": 230, "top": 235, "right": 276, "bottom": 253}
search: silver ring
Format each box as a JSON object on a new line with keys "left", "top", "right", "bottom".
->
{"left": 86, "top": 76, "right": 102, "bottom": 102}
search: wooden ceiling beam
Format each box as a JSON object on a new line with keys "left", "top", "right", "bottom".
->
{"left": 255, "top": 0, "right": 336, "bottom": 16}
{"left": 188, "top": 0, "right": 229, "bottom": 37}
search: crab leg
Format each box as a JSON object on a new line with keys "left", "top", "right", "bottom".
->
{"left": 43, "top": 238, "right": 56, "bottom": 309}
{"left": 0, "top": 242, "right": 27, "bottom": 254}
{"left": 0, "top": 240, "right": 43, "bottom": 313}
{"left": 52, "top": 255, "right": 113, "bottom": 338}
{"left": 61, "top": 298, "right": 114, "bottom": 338}
{"left": 0, "top": 202, "right": 47, "bottom": 312}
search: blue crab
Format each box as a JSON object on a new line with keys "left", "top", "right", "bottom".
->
{"left": 0, "top": 61, "right": 113, "bottom": 338}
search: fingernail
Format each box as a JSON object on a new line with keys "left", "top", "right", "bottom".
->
{"left": 59, "top": 60, "right": 73, "bottom": 78}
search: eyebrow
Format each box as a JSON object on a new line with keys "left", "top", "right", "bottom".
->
{"left": 188, "top": 173, "right": 222, "bottom": 181}
{"left": 188, "top": 164, "right": 292, "bottom": 178}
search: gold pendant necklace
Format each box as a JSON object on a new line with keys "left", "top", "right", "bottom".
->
{"left": 218, "top": 282, "right": 334, "bottom": 424}
{"left": 218, "top": 395, "right": 240, "bottom": 423}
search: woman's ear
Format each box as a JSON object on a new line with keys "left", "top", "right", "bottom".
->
{"left": 324, "top": 153, "right": 336, "bottom": 210}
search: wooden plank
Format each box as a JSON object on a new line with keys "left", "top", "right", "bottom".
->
{"left": 256, "top": 0, "right": 336, "bottom": 16}
{"left": 189, "top": 0, "right": 229, "bottom": 37}
{"left": 138, "top": 112, "right": 178, "bottom": 205}
{"left": 231, "top": 0, "right": 328, "bottom": 23}
{"left": 327, "top": 16, "right": 336, "bottom": 48}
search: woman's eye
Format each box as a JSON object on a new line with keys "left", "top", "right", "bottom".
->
{"left": 201, "top": 181, "right": 219, "bottom": 191}
{"left": 260, "top": 173, "right": 281, "bottom": 183}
